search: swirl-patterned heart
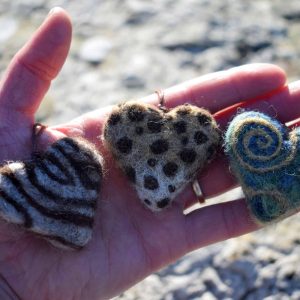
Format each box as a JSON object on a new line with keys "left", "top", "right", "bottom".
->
{"left": 0, "top": 137, "right": 103, "bottom": 250}
{"left": 225, "top": 111, "right": 300, "bottom": 224}
{"left": 104, "top": 101, "right": 220, "bottom": 211}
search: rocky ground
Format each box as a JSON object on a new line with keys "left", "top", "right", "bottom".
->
{"left": 1, "top": 1, "right": 300, "bottom": 299}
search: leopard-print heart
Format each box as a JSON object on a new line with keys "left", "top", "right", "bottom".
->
{"left": 104, "top": 101, "right": 220, "bottom": 211}
{"left": 225, "top": 111, "right": 300, "bottom": 224}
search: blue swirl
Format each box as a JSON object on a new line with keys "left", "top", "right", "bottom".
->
{"left": 225, "top": 111, "right": 293, "bottom": 171}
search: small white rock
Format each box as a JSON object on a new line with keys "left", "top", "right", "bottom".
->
{"left": 79, "top": 37, "right": 112, "bottom": 64}
{"left": 0, "top": 17, "right": 18, "bottom": 42}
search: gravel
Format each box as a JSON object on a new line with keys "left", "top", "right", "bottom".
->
{"left": 1, "top": 1, "right": 300, "bottom": 299}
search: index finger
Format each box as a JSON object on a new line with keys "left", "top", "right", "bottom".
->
{"left": 142, "top": 63, "right": 286, "bottom": 112}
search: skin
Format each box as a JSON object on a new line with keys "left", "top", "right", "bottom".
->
{"left": 0, "top": 7, "right": 298, "bottom": 300}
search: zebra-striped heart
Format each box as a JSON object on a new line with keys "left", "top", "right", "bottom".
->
{"left": 225, "top": 111, "right": 300, "bottom": 224}
{"left": 104, "top": 101, "right": 220, "bottom": 211}
{"left": 0, "top": 137, "right": 103, "bottom": 250}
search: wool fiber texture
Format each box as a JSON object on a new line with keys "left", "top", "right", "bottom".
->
{"left": 225, "top": 111, "right": 300, "bottom": 224}
{"left": 0, "top": 137, "right": 103, "bottom": 250}
{"left": 104, "top": 101, "right": 220, "bottom": 211}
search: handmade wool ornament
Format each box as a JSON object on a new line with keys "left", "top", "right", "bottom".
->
{"left": 0, "top": 137, "right": 103, "bottom": 250}
{"left": 104, "top": 101, "right": 221, "bottom": 211}
{"left": 225, "top": 111, "right": 300, "bottom": 224}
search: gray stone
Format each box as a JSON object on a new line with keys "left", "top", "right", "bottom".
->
{"left": 121, "top": 74, "right": 145, "bottom": 89}
{"left": 160, "top": 22, "right": 222, "bottom": 52}
{"left": 125, "top": 0, "right": 157, "bottom": 25}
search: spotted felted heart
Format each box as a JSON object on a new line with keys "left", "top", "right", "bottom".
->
{"left": 225, "top": 111, "right": 300, "bottom": 224}
{"left": 0, "top": 137, "right": 103, "bottom": 250}
{"left": 104, "top": 101, "right": 220, "bottom": 211}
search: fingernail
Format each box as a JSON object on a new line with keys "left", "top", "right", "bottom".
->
{"left": 48, "top": 7, "right": 63, "bottom": 16}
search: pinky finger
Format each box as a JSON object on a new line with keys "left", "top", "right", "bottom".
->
{"left": 184, "top": 199, "right": 258, "bottom": 252}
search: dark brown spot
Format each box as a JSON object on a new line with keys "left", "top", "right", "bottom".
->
{"left": 177, "top": 105, "right": 191, "bottom": 116}
{"left": 157, "top": 198, "right": 170, "bottom": 208}
{"left": 197, "top": 113, "right": 212, "bottom": 126}
{"left": 179, "top": 149, "right": 197, "bottom": 164}
{"left": 127, "top": 105, "right": 145, "bottom": 122}
{"left": 181, "top": 136, "right": 189, "bottom": 146}
{"left": 173, "top": 121, "right": 187, "bottom": 134}
{"left": 125, "top": 166, "right": 136, "bottom": 183}
{"left": 168, "top": 185, "right": 176, "bottom": 193}
{"left": 194, "top": 131, "right": 208, "bottom": 144}
{"left": 207, "top": 145, "right": 216, "bottom": 159}
{"left": 144, "top": 175, "right": 159, "bottom": 190}
{"left": 150, "top": 139, "right": 169, "bottom": 154}
{"left": 144, "top": 199, "right": 151, "bottom": 206}
{"left": 117, "top": 137, "right": 132, "bottom": 154}
{"left": 108, "top": 112, "right": 121, "bottom": 126}
{"left": 135, "top": 127, "right": 144, "bottom": 135}
{"left": 147, "top": 158, "right": 157, "bottom": 167}
{"left": 147, "top": 117, "right": 164, "bottom": 133}
{"left": 148, "top": 107, "right": 160, "bottom": 115}
{"left": 163, "top": 162, "right": 178, "bottom": 177}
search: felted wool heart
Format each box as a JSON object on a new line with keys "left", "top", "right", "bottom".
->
{"left": 0, "top": 137, "right": 103, "bottom": 250}
{"left": 225, "top": 111, "right": 300, "bottom": 224}
{"left": 104, "top": 101, "right": 220, "bottom": 211}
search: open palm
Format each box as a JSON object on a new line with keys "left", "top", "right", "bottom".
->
{"left": 0, "top": 8, "right": 298, "bottom": 300}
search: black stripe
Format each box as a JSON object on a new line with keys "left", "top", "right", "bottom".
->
{"left": 39, "top": 151, "right": 75, "bottom": 185}
{"left": 57, "top": 139, "right": 102, "bottom": 189}
{"left": 63, "top": 138, "right": 100, "bottom": 167}
{"left": 24, "top": 162, "right": 97, "bottom": 209}
{"left": 33, "top": 159, "right": 73, "bottom": 186}
{"left": 0, "top": 186, "right": 32, "bottom": 228}
{"left": 61, "top": 138, "right": 103, "bottom": 180}
{"left": 55, "top": 143, "right": 101, "bottom": 190}
{"left": 5, "top": 174, "right": 94, "bottom": 227}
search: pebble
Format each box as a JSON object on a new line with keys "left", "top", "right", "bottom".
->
{"left": 79, "top": 37, "right": 112, "bottom": 65}
{"left": 0, "top": 17, "right": 18, "bottom": 42}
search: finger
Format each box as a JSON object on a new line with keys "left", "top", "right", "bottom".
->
{"left": 182, "top": 156, "right": 237, "bottom": 207}
{"left": 215, "top": 81, "right": 300, "bottom": 128}
{"left": 184, "top": 199, "right": 258, "bottom": 251}
{"left": 0, "top": 7, "right": 72, "bottom": 119}
{"left": 141, "top": 63, "right": 286, "bottom": 112}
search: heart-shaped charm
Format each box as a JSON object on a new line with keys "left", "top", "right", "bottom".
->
{"left": 0, "top": 137, "right": 103, "bottom": 250}
{"left": 225, "top": 111, "right": 300, "bottom": 224}
{"left": 104, "top": 101, "right": 220, "bottom": 211}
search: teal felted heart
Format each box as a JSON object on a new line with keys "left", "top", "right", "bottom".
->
{"left": 225, "top": 111, "right": 300, "bottom": 224}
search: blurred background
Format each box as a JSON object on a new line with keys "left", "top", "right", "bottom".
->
{"left": 1, "top": 0, "right": 300, "bottom": 299}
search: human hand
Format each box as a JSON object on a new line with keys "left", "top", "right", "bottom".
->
{"left": 0, "top": 8, "right": 295, "bottom": 300}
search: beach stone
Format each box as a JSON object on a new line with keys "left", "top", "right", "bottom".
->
{"left": 0, "top": 17, "right": 18, "bottom": 42}
{"left": 79, "top": 37, "right": 112, "bottom": 64}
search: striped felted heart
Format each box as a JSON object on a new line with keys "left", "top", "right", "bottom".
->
{"left": 0, "top": 137, "right": 103, "bottom": 250}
